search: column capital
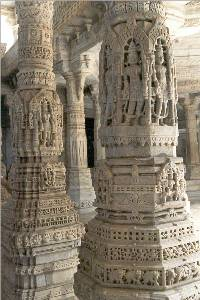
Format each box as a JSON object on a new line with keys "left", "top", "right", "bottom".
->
{"left": 71, "top": 53, "right": 90, "bottom": 74}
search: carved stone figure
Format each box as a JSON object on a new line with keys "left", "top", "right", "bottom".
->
{"left": 166, "top": 269, "right": 176, "bottom": 285}
{"left": 152, "top": 39, "right": 168, "bottom": 125}
{"left": 110, "top": 269, "right": 126, "bottom": 284}
{"left": 123, "top": 39, "right": 143, "bottom": 124}
{"left": 1, "top": 1, "right": 83, "bottom": 300}
{"left": 75, "top": 2, "right": 200, "bottom": 300}
{"left": 126, "top": 270, "right": 142, "bottom": 285}
{"left": 142, "top": 270, "right": 160, "bottom": 287}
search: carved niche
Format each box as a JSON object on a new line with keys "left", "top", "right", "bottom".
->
{"left": 11, "top": 89, "right": 63, "bottom": 155}
{"left": 94, "top": 163, "right": 113, "bottom": 207}
{"left": 157, "top": 160, "right": 187, "bottom": 204}
{"left": 99, "top": 19, "right": 178, "bottom": 128}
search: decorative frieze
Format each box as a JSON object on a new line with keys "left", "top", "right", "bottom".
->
{"left": 75, "top": 2, "right": 200, "bottom": 300}
{"left": 1, "top": 1, "right": 83, "bottom": 299}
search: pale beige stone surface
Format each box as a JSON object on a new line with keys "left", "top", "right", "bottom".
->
{"left": 75, "top": 2, "right": 200, "bottom": 300}
{"left": 0, "top": 1, "right": 200, "bottom": 299}
{"left": 62, "top": 57, "right": 96, "bottom": 216}
{"left": 1, "top": 1, "right": 83, "bottom": 299}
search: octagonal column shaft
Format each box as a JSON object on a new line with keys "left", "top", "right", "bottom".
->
{"left": 75, "top": 2, "right": 200, "bottom": 300}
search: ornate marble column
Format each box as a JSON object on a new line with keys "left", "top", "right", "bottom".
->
{"left": 75, "top": 2, "right": 200, "bottom": 299}
{"left": 180, "top": 96, "right": 200, "bottom": 179}
{"left": 1, "top": 1, "right": 83, "bottom": 299}
{"left": 63, "top": 56, "right": 96, "bottom": 216}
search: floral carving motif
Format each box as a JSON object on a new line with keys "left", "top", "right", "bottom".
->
{"left": 2, "top": 1, "right": 83, "bottom": 299}
{"left": 157, "top": 160, "right": 187, "bottom": 203}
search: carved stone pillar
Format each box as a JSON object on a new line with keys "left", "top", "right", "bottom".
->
{"left": 1, "top": 1, "right": 83, "bottom": 299}
{"left": 180, "top": 96, "right": 200, "bottom": 179}
{"left": 91, "top": 84, "right": 105, "bottom": 165}
{"left": 63, "top": 57, "right": 96, "bottom": 217}
{"left": 75, "top": 2, "right": 200, "bottom": 299}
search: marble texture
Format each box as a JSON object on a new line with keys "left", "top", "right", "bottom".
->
{"left": 75, "top": 2, "right": 200, "bottom": 300}
{"left": 1, "top": 1, "right": 83, "bottom": 299}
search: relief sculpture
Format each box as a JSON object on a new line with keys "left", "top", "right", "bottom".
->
{"left": 10, "top": 90, "right": 63, "bottom": 155}
{"left": 123, "top": 39, "right": 143, "bottom": 125}
{"left": 100, "top": 25, "right": 177, "bottom": 129}
{"left": 151, "top": 39, "right": 168, "bottom": 125}
{"left": 2, "top": 2, "right": 83, "bottom": 300}
{"left": 75, "top": 2, "right": 200, "bottom": 300}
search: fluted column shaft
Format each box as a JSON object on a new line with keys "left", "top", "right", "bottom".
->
{"left": 63, "top": 64, "right": 95, "bottom": 218}
{"left": 65, "top": 72, "right": 88, "bottom": 169}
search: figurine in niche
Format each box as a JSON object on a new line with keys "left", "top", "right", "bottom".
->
{"left": 40, "top": 101, "right": 52, "bottom": 146}
{"left": 151, "top": 39, "right": 168, "bottom": 125}
{"left": 32, "top": 111, "right": 40, "bottom": 148}
{"left": 123, "top": 39, "right": 143, "bottom": 125}
{"left": 123, "top": 74, "right": 130, "bottom": 101}
{"left": 104, "top": 46, "right": 114, "bottom": 126}
{"left": 49, "top": 107, "right": 57, "bottom": 147}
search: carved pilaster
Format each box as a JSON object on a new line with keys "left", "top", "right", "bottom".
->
{"left": 75, "top": 2, "right": 200, "bottom": 300}
{"left": 63, "top": 55, "right": 96, "bottom": 217}
{"left": 2, "top": 1, "right": 83, "bottom": 299}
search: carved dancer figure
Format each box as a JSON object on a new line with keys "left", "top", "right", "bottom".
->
{"left": 2, "top": 2, "right": 83, "bottom": 300}
{"left": 75, "top": 2, "right": 200, "bottom": 300}
{"left": 32, "top": 111, "right": 39, "bottom": 147}
{"left": 124, "top": 40, "right": 143, "bottom": 124}
{"left": 152, "top": 39, "right": 168, "bottom": 125}
{"left": 41, "top": 101, "right": 51, "bottom": 146}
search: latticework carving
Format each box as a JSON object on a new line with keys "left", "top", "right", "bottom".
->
{"left": 1, "top": 1, "right": 83, "bottom": 299}
{"left": 75, "top": 2, "right": 200, "bottom": 300}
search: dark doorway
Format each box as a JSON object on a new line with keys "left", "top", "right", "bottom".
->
{"left": 1, "top": 95, "right": 13, "bottom": 170}
{"left": 85, "top": 118, "right": 94, "bottom": 168}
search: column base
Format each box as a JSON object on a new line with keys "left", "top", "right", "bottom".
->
{"left": 75, "top": 273, "right": 200, "bottom": 300}
{"left": 68, "top": 168, "right": 96, "bottom": 217}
